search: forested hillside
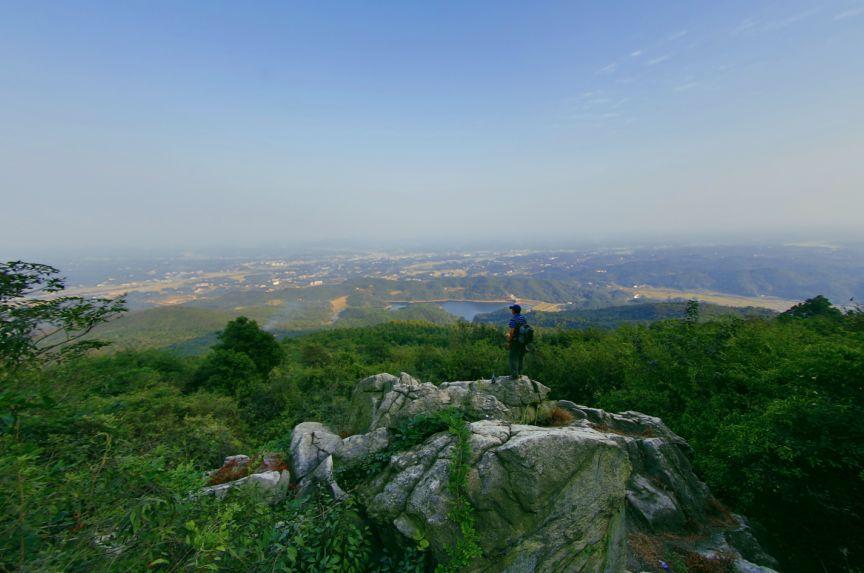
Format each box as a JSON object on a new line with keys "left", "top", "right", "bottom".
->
{"left": 474, "top": 301, "right": 776, "bottom": 329}
{"left": 3, "top": 270, "right": 863, "bottom": 571}
{"left": 83, "top": 275, "right": 634, "bottom": 352}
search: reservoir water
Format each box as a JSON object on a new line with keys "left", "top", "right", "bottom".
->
{"left": 388, "top": 300, "right": 512, "bottom": 321}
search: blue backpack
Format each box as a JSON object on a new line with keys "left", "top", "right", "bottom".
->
{"left": 517, "top": 323, "right": 534, "bottom": 345}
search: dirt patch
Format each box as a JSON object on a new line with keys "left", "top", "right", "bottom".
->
{"left": 329, "top": 295, "right": 349, "bottom": 321}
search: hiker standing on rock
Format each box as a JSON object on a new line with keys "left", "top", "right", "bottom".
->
{"left": 506, "top": 304, "right": 532, "bottom": 378}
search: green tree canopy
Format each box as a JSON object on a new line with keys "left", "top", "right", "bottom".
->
{"left": 190, "top": 348, "right": 260, "bottom": 395}
{"left": 1, "top": 261, "right": 126, "bottom": 373}
{"left": 780, "top": 294, "right": 843, "bottom": 320}
{"left": 213, "top": 316, "right": 284, "bottom": 377}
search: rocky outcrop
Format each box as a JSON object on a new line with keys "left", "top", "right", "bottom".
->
{"left": 200, "top": 454, "right": 290, "bottom": 504}
{"left": 364, "top": 420, "right": 630, "bottom": 571}
{"left": 292, "top": 373, "right": 779, "bottom": 573}
{"left": 347, "top": 372, "right": 554, "bottom": 434}
{"left": 200, "top": 470, "right": 291, "bottom": 502}
{"left": 335, "top": 426, "right": 390, "bottom": 464}
{"left": 203, "top": 375, "right": 778, "bottom": 571}
{"left": 289, "top": 421, "right": 345, "bottom": 497}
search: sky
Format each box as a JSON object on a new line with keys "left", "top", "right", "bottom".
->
{"left": 1, "top": 0, "right": 863, "bottom": 252}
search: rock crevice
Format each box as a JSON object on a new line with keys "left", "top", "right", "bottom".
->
{"left": 286, "top": 373, "right": 779, "bottom": 573}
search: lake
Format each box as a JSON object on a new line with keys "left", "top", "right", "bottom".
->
{"left": 388, "top": 300, "right": 513, "bottom": 321}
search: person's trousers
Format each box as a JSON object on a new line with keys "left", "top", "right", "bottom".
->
{"left": 509, "top": 343, "right": 526, "bottom": 378}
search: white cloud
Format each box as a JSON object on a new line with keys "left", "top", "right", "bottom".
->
{"left": 732, "top": 17, "right": 758, "bottom": 35}
{"left": 630, "top": 50, "right": 643, "bottom": 57}
{"left": 834, "top": 6, "right": 864, "bottom": 20}
{"left": 762, "top": 8, "right": 820, "bottom": 31}
{"left": 646, "top": 54, "right": 671, "bottom": 66}
{"left": 674, "top": 81, "right": 699, "bottom": 92}
{"left": 597, "top": 62, "right": 618, "bottom": 75}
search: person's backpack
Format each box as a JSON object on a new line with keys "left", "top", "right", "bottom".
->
{"left": 517, "top": 323, "right": 534, "bottom": 345}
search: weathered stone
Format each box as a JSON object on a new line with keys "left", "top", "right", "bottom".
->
{"left": 555, "top": 400, "right": 588, "bottom": 420}
{"left": 725, "top": 515, "right": 781, "bottom": 570}
{"left": 352, "top": 373, "right": 554, "bottom": 432}
{"left": 458, "top": 375, "right": 550, "bottom": 406}
{"left": 289, "top": 422, "right": 342, "bottom": 480}
{"left": 223, "top": 454, "right": 250, "bottom": 467}
{"left": 360, "top": 420, "right": 630, "bottom": 571}
{"left": 289, "top": 421, "right": 345, "bottom": 497}
{"left": 304, "top": 454, "right": 347, "bottom": 499}
{"left": 200, "top": 470, "right": 291, "bottom": 504}
{"left": 319, "top": 374, "right": 778, "bottom": 572}
{"left": 347, "top": 373, "right": 401, "bottom": 434}
{"left": 334, "top": 427, "right": 390, "bottom": 465}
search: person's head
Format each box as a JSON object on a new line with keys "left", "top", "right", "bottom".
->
{"left": 509, "top": 304, "right": 521, "bottom": 314}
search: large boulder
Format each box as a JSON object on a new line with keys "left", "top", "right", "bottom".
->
{"left": 289, "top": 421, "right": 345, "bottom": 497}
{"left": 362, "top": 420, "right": 630, "bottom": 571}
{"left": 348, "top": 372, "right": 554, "bottom": 434}
{"left": 320, "top": 374, "right": 779, "bottom": 572}
{"left": 200, "top": 454, "right": 291, "bottom": 504}
{"left": 289, "top": 421, "right": 342, "bottom": 480}
{"left": 201, "top": 470, "right": 291, "bottom": 503}
{"left": 334, "top": 427, "right": 390, "bottom": 465}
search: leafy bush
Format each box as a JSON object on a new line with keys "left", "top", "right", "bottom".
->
{"left": 4, "top": 301, "right": 863, "bottom": 572}
{"left": 215, "top": 316, "right": 285, "bottom": 377}
{"left": 191, "top": 348, "right": 261, "bottom": 395}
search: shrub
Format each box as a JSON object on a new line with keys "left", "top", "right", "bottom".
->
{"left": 547, "top": 407, "right": 575, "bottom": 426}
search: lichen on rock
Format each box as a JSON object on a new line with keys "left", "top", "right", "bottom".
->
{"left": 289, "top": 373, "right": 779, "bottom": 572}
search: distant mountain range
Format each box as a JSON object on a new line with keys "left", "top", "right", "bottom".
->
{"left": 82, "top": 243, "right": 864, "bottom": 353}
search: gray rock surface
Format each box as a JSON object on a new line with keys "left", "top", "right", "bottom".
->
{"left": 334, "top": 426, "right": 390, "bottom": 464}
{"left": 349, "top": 372, "right": 555, "bottom": 434}
{"left": 311, "top": 374, "right": 779, "bottom": 572}
{"left": 200, "top": 470, "right": 291, "bottom": 503}
{"left": 289, "top": 421, "right": 342, "bottom": 480}
{"left": 289, "top": 421, "right": 345, "bottom": 497}
{"left": 363, "top": 420, "right": 630, "bottom": 571}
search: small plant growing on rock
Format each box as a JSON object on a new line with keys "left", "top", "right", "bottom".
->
{"left": 684, "top": 551, "right": 735, "bottom": 573}
{"left": 207, "top": 452, "right": 287, "bottom": 486}
{"left": 547, "top": 406, "right": 575, "bottom": 426}
{"left": 208, "top": 458, "right": 251, "bottom": 486}
{"left": 334, "top": 409, "right": 466, "bottom": 491}
{"left": 436, "top": 410, "right": 482, "bottom": 572}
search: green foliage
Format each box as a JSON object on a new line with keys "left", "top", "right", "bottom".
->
{"left": 334, "top": 409, "right": 461, "bottom": 491}
{"left": 780, "top": 294, "right": 844, "bottom": 320}
{"left": 335, "top": 304, "right": 460, "bottom": 328}
{"left": 191, "top": 348, "right": 261, "bottom": 395}
{"left": 684, "top": 299, "right": 700, "bottom": 323}
{"left": 4, "top": 290, "right": 864, "bottom": 573}
{"left": 474, "top": 300, "right": 775, "bottom": 330}
{"left": 436, "top": 411, "right": 482, "bottom": 572}
{"left": 0, "top": 260, "right": 126, "bottom": 371}
{"left": 0, "top": 359, "right": 249, "bottom": 571}
{"left": 270, "top": 492, "right": 372, "bottom": 572}
{"left": 90, "top": 306, "right": 240, "bottom": 352}
{"left": 215, "top": 316, "right": 285, "bottom": 377}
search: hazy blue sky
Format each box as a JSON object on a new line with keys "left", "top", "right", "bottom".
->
{"left": 1, "top": 1, "right": 862, "bottom": 251}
